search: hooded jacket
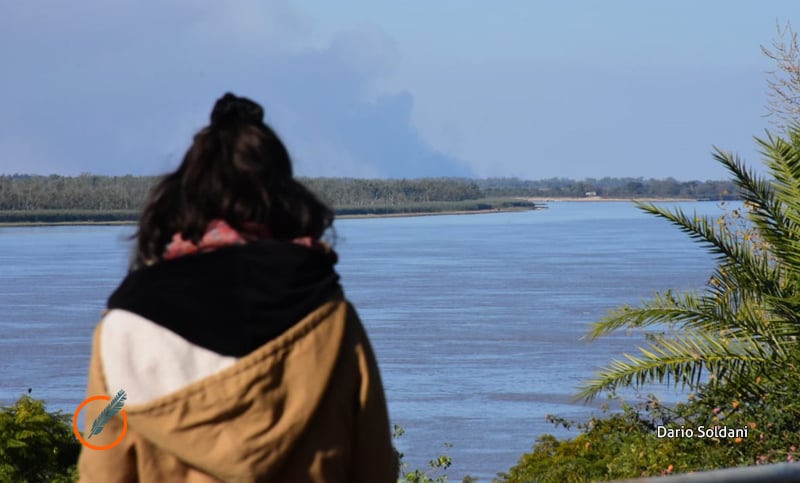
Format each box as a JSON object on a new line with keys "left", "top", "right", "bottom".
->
{"left": 77, "top": 241, "right": 397, "bottom": 482}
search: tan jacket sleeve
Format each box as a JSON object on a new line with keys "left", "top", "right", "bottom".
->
{"left": 349, "top": 312, "right": 399, "bottom": 483}
{"left": 77, "top": 323, "right": 138, "bottom": 483}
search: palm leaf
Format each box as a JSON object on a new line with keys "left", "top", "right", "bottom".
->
{"left": 577, "top": 330, "right": 772, "bottom": 401}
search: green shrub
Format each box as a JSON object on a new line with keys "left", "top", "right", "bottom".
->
{"left": 498, "top": 387, "right": 800, "bottom": 482}
{"left": 0, "top": 394, "right": 80, "bottom": 482}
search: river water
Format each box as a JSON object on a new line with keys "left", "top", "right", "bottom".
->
{"left": 0, "top": 201, "right": 727, "bottom": 480}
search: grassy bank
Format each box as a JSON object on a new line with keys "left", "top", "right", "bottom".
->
{"left": 0, "top": 209, "right": 140, "bottom": 225}
{"left": 335, "top": 198, "right": 537, "bottom": 216}
{"left": 0, "top": 198, "right": 538, "bottom": 226}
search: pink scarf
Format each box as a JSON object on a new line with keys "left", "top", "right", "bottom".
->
{"left": 163, "top": 220, "right": 330, "bottom": 260}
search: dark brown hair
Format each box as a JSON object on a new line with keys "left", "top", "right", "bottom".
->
{"left": 133, "top": 93, "right": 334, "bottom": 267}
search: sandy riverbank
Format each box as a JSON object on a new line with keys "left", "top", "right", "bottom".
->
{"left": 524, "top": 196, "right": 702, "bottom": 203}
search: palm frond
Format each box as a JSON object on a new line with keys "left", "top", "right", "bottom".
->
{"left": 577, "top": 330, "right": 772, "bottom": 402}
{"left": 636, "top": 203, "right": 768, "bottom": 281}
{"left": 751, "top": 133, "right": 800, "bottom": 271}
{"left": 712, "top": 146, "right": 786, "bottom": 237}
{"left": 588, "top": 290, "right": 719, "bottom": 338}
{"left": 588, "top": 284, "right": 780, "bottom": 342}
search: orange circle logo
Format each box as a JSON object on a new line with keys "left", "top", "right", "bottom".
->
{"left": 72, "top": 395, "right": 128, "bottom": 450}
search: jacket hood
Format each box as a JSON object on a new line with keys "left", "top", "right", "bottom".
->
{"left": 96, "top": 242, "right": 352, "bottom": 481}
{"left": 115, "top": 301, "right": 348, "bottom": 481}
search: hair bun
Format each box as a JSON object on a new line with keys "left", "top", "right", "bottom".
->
{"left": 210, "top": 92, "right": 264, "bottom": 127}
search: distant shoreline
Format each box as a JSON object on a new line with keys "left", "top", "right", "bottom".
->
{"left": 0, "top": 198, "right": 729, "bottom": 227}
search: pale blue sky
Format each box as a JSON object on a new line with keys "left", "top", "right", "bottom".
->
{"left": 1, "top": 1, "right": 797, "bottom": 179}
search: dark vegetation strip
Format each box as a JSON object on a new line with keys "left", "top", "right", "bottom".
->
{"left": 0, "top": 210, "right": 140, "bottom": 224}
{"left": 335, "top": 198, "right": 536, "bottom": 216}
{"left": 0, "top": 174, "right": 741, "bottom": 214}
{"left": 0, "top": 199, "right": 536, "bottom": 224}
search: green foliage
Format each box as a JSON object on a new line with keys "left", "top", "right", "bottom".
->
{"left": 301, "top": 177, "right": 484, "bottom": 206}
{"left": 498, "top": 390, "right": 800, "bottom": 482}
{"left": 0, "top": 175, "right": 488, "bottom": 212}
{"left": 0, "top": 394, "right": 80, "bottom": 483}
{"left": 0, "top": 209, "right": 139, "bottom": 224}
{"left": 0, "top": 174, "right": 154, "bottom": 211}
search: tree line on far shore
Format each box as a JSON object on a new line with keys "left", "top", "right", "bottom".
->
{"left": 0, "top": 174, "right": 740, "bottom": 212}
{"left": 476, "top": 176, "right": 740, "bottom": 199}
